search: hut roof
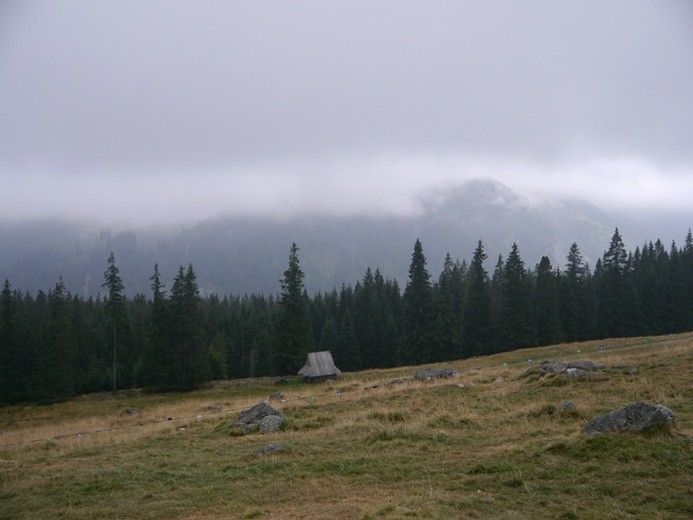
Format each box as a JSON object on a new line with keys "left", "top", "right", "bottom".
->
{"left": 298, "top": 351, "right": 341, "bottom": 378}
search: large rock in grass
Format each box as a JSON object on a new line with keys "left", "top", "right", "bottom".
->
{"left": 582, "top": 402, "right": 675, "bottom": 436}
{"left": 415, "top": 368, "right": 457, "bottom": 380}
{"left": 260, "top": 415, "right": 285, "bottom": 434}
{"left": 231, "top": 401, "right": 285, "bottom": 435}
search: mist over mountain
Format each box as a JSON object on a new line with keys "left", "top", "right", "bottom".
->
{"left": 0, "top": 180, "right": 687, "bottom": 298}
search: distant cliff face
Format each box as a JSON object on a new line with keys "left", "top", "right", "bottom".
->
{"left": 0, "top": 179, "right": 677, "bottom": 298}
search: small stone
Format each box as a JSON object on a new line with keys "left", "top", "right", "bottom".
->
{"left": 557, "top": 401, "right": 577, "bottom": 412}
{"left": 256, "top": 443, "right": 288, "bottom": 455}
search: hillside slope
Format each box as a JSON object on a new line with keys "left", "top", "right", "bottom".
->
{"left": 1, "top": 333, "right": 691, "bottom": 519}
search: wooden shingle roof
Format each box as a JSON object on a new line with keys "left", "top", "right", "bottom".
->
{"left": 298, "top": 351, "right": 341, "bottom": 378}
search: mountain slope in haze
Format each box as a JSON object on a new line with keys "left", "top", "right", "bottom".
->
{"left": 0, "top": 179, "right": 640, "bottom": 297}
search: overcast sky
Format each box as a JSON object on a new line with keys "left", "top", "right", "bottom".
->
{"left": 1, "top": 0, "right": 692, "bottom": 226}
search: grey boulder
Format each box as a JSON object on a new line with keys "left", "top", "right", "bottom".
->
{"left": 582, "top": 402, "right": 675, "bottom": 435}
{"left": 231, "top": 401, "right": 285, "bottom": 435}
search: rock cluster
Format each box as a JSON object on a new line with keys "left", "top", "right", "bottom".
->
{"left": 582, "top": 402, "right": 675, "bottom": 435}
{"left": 230, "top": 401, "right": 285, "bottom": 435}
{"left": 525, "top": 360, "right": 604, "bottom": 379}
{"left": 415, "top": 368, "right": 457, "bottom": 380}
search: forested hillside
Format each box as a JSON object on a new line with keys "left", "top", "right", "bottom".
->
{"left": 0, "top": 180, "right": 619, "bottom": 297}
{"left": 1, "top": 228, "right": 692, "bottom": 404}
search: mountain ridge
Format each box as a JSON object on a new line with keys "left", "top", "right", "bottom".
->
{"left": 0, "top": 179, "right": 682, "bottom": 297}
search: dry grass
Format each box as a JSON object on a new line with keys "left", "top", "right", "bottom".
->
{"left": 1, "top": 333, "right": 691, "bottom": 519}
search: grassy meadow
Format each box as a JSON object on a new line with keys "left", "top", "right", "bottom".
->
{"left": 1, "top": 333, "right": 691, "bottom": 519}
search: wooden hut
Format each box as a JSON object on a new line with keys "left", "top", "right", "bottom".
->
{"left": 298, "top": 351, "right": 341, "bottom": 382}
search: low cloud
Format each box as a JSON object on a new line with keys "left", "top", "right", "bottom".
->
{"left": 0, "top": 1, "right": 691, "bottom": 229}
{"left": 2, "top": 153, "right": 690, "bottom": 227}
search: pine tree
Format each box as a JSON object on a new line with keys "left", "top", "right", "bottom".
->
{"left": 102, "top": 252, "right": 125, "bottom": 392}
{"left": 275, "top": 243, "right": 314, "bottom": 375}
{"left": 402, "top": 239, "right": 434, "bottom": 364}
{"left": 462, "top": 241, "right": 493, "bottom": 357}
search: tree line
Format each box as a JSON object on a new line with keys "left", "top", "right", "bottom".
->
{"left": 1, "top": 228, "right": 692, "bottom": 404}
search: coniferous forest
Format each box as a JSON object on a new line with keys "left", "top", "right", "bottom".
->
{"left": 1, "top": 228, "right": 692, "bottom": 404}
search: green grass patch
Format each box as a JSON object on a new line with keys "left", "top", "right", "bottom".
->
{"left": 1, "top": 332, "right": 691, "bottom": 519}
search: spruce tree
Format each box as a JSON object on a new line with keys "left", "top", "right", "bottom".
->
{"left": 431, "top": 253, "right": 465, "bottom": 362}
{"left": 665, "top": 241, "right": 689, "bottom": 332}
{"left": 682, "top": 229, "right": 693, "bottom": 329}
{"left": 402, "top": 239, "right": 434, "bottom": 364}
{"left": 462, "top": 241, "right": 493, "bottom": 356}
{"left": 336, "top": 308, "right": 361, "bottom": 371}
{"left": 596, "top": 228, "right": 639, "bottom": 337}
{"left": 169, "top": 264, "right": 210, "bottom": 390}
{"left": 275, "top": 243, "right": 314, "bottom": 375}
{"left": 102, "top": 252, "right": 125, "bottom": 392}
{"left": 375, "top": 269, "right": 402, "bottom": 367}
{"left": 37, "top": 278, "right": 75, "bottom": 401}
{"left": 141, "top": 263, "right": 171, "bottom": 391}
{"left": 498, "top": 243, "right": 536, "bottom": 350}
{"left": 319, "top": 316, "right": 339, "bottom": 352}
{"left": 0, "top": 280, "right": 24, "bottom": 403}
{"left": 354, "top": 268, "right": 378, "bottom": 368}
{"left": 533, "top": 256, "right": 563, "bottom": 346}
{"left": 208, "top": 331, "right": 229, "bottom": 380}
{"left": 561, "top": 242, "right": 590, "bottom": 341}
